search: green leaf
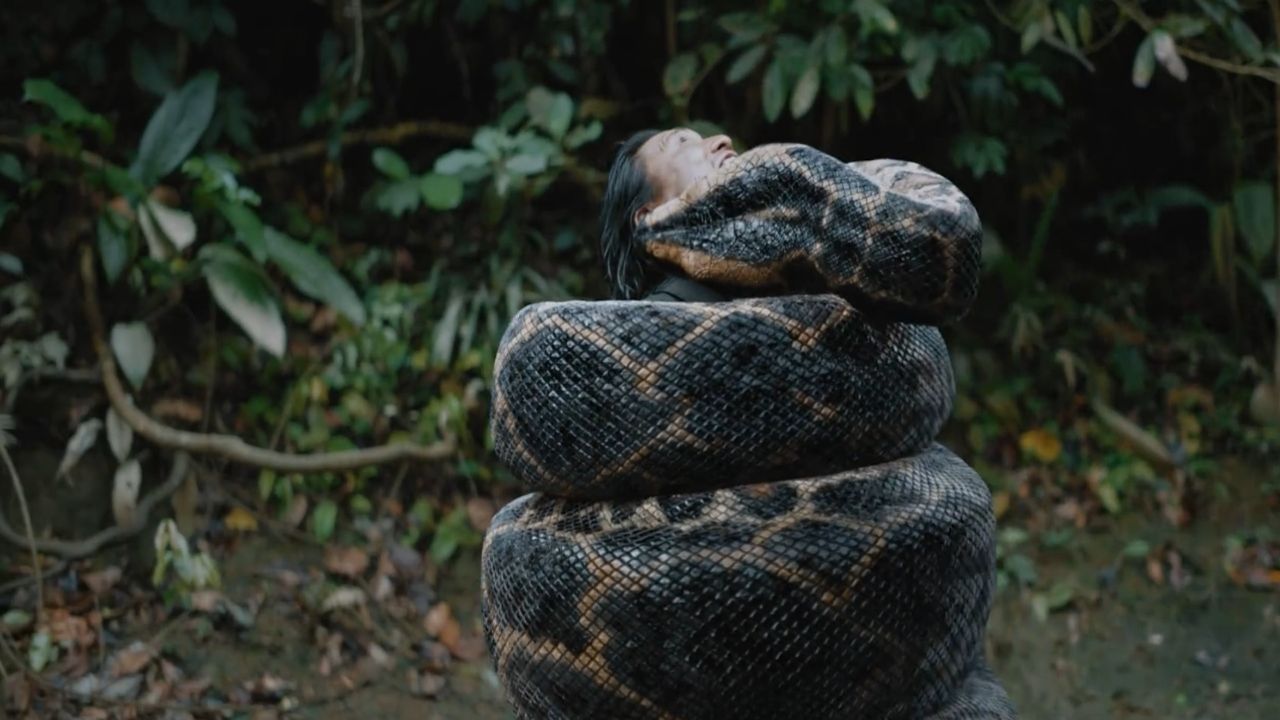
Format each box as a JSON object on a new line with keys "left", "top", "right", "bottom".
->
{"left": 663, "top": 52, "right": 700, "bottom": 97}
{"left": 0, "top": 153, "right": 24, "bottom": 183}
{"left": 789, "top": 63, "right": 821, "bottom": 118}
{"left": 564, "top": 120, "right": 602, "bottom": 150}
{"left": 138, "top": 199, "right": 197, "bottom": 259}
{"left": 850, "top": 64, "right": 874, "bottom": 120}
{"left": 111, "top": 321, "right": 155, "bottom": 390}
{"left": 28, "top": 630, "right": 56, "bottom": 672}
{"left": 762, "top": 59, "right": 786, "bottom": 123}
{"left": 431, "top": 293, "right": 465, "bottom": 368}
{"left": 825, "top": 26, "right": 848, "bottom": 67}
{"left": 22, "top": 79, "right": 111, "bottom": 137}
{"left": 1097, "top": 483, "right": 1121, "bottom": 514}
{"left": 420, "top": 173, "right": 463, "bottom": 210}
{"left": 311, "top": 499, "right": 338, "bottom": 542}
{"left": 130, "top": 42, "right": 176, "bottom": 96}
{"left": 1132, "top": 34, "right": 1156, "bottom": 88}
{"left": 853, "top": 0, "right": 898, "bottom": 34}
{"left": 942, "top": 24, "right": 992, "bottom": 65}
{"left": 1233, "top": 182, "right": 1275, "bottom": 263}
{"left": 1, "top": 609, "right": 31, "bottom": 630}
{"left": 263, "top": 228, "right": 366, "bottom": 325}
{"left": 200, "top": 244, "right": 285, "bottom": 357}
{"left": 375, "top": 179, "right": 422, "bottom": 217}
{"left": 1229, "top": 17, "right": 1263, "bottom": 60}
{"left": 371, "top": 147, "right": 411, "bottom": 180}
{"left": 219, "top": 201, "right": 266, "bottom": 262}
{"left": 0, "top": 252, "right": 23, "bottom": 276}
{"left": 505, "top": 153, "right": 548, "bottom": 176}
{"left": 1021, "top": 21, "right": 1043, "bottom": 53}
{"left": 905, "top": 40, "right": 937, "bottom": 99}
{"left": 97, "top": 211, "right": 132, "bottom": 284}
{"left": 131, "top": 71, "right": 220, "bottom": 185}
{"left": 547, "top": 93, "right": 574, "bottom": 140}
{"left": 727, "top": 44, "right": 768, "bottom": 84}
{"left": 718, "top": 12, "right": 770, "bottom": 44}
{"left": 1122, "top": 539, "right": 1150, "bottom": 559}
{"left": 1054, "top": 10, "right": 1077, "bottom": 49}
{"left": 434, "top": 149, "right": 489, "bottom": 176}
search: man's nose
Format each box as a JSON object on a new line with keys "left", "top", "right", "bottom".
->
{"left": 705, "top": 134, "right": 733, "bottom": 154}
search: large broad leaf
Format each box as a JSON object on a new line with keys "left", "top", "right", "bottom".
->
{"left": 130, "top": 71, "right": 220, "bottom": 185}
{"left": 371, "top": 147, "right": 411, "bottom": 180}
{"left": 110, "top": 322, "right": 155, "bottom": 390}
{"left": 727, "top": 44, "right": 768, "bottom": 84}
{"left": 97, "top": 211, "right": 133, "bottom": 284}
{"left": 420, "top": 173, "right": 463, "bottom": 210}
{"left": 219, "top": 200, "right": 266, "bottom": 261}
{"left": 22, "top": 79, "right": 111, "bottom": 138}
{"left": 1132, "top": 34, "right": 1156, "bottom": 88}
{"left": 851, "top": 63, "right": 875, "bottom": 120}
{"left": 200, "top": 244, "right": 285, "bottom": 357}
{"left": 663, "top": 53, "right": 700, "bottom": 97}
{"left": 263, "top": 228, "right": 366, "bottom": 325}
{"left": 789, "top": 63, "right": 821, "bottom": 118}
{"left": 137, "top": 199, "right": 197, "bottom": 259}
{"left": 762, "top": 59, "right": 786, "bottom": 122}
{"left": 1233, "top": 182, "right": 1275, "bottom": 263}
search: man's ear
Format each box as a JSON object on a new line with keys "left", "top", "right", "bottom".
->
{"left": 632, "top": 201, "right": 656, "bottom": 228}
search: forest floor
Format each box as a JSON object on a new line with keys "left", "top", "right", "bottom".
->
{"left": 3, "top": 461, "right": 1277, "bottom": 719}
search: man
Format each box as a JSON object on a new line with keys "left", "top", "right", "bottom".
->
{"left": 599, "top": 127, "right": 737, "bottom": 304}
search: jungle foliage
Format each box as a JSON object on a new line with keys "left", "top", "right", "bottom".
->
{"left": 2, "top": 0, "right": 1279, "bottom": 575}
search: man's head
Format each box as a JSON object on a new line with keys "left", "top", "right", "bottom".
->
{"left": 599, "top": 127, "right": 736, "bottom": 299}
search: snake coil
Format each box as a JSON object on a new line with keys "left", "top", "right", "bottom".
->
{"left": 480, "top": 144, "right": 1016, "bottom": 719}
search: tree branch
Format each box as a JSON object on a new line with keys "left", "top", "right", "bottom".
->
{"left": 0, "top": 443, "right": 42, "bottom": 613}
{"left": 80, "top": 246, "right": 458, "bottom": 473}
{"left": 241, "top": 120, "right": 472, "bottom": 172}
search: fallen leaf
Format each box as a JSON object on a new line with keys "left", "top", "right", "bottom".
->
{"left": 423, "top": 603, "right": 453, "bottom": 637}
{"left": 408, "top": 670, "right": 447, "bottom": 698}
{"left": 324, "top": 546, "right": 370, "bottom": 579}
{"left": 224, "top": 506, "right": 259, "bottom": 533}
{"left": 1018, "top": 428, "right": 1062, "bottom": 463}
{"left": 992, "top": 491, "right": 1010, "bottom": 520}
{"left": 420, "top": 641, "right": 452, "bottom": 674}
{"left": 321, "top": 586, "right": 367, "bottom": 612}
{"left": 466, "top": 498, "right": 497, "bottom": 532}
{"left": 81, "top": 566, "right": 120, "bottom": 594}
{"left": 189, "top": 589, "right": 225, "bottom": 613}
{"left": 57, "top": 417, "right": 103, "bottom": 480}
{"left": 107, "top": 640, "right": 155, "bottom": 678}
{"left": 112, "top": 458, "right": 142, "bottom": 527}
{"left": 445, "top": 633, "right": 487, "bottom": 661}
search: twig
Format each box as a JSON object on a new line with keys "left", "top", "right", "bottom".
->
{"left": 80, "top": 246, "right": 458, "bottom": 473}
{"left": 0, "top": 452, "right": 191, "bottom": 559}
{"left": 0, "top": 443, "right": 43, "bottom": 616}
{"left": 0, "top": 560, "right": 66, "bottom": 596}
{"left": 242, "top": 120, "right": 472, "bottom": 172}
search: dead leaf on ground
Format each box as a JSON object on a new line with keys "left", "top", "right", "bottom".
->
{"left": 444, "top": 633, "right": 487, "bottom": 661}
{"left": 107, "top": 640, "right": 155, "bottom": 677}
{"left": 1018, "top": 428, "right": 1062, "bottom": 464}
{"left": 189, "top": 590, "right": 225, "bottom": 613}
{"left": 408, "top": 670, "right": 447, "bottom": 698}
{"left": 467, "top": 497, "right": 497, "bottom": 532}
{"left": 324, "top": 545, "right": 370, "bottom": 579}
{"left": 321, "top": 586, "right": 367, "bottom": 613}
{"left": 82, "top": 566, "right": 123, "bottom": 595}
{"left": 224, "top": 506, "right": 259, "bottom": 533}
{"left": 424, "top": 602, "right": 453, "bottom": 637}
{"left": 43, "top": 608, "right": 96, "bottom": 648}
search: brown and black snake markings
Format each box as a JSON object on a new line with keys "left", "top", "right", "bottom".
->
{"left": 481, "top": 144, "right": 1017, "bottom": 719}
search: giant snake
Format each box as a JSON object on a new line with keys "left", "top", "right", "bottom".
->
{"left": 479, "top": 143, "right": 1016, "bottom": 719}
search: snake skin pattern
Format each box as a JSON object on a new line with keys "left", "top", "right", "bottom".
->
{"left": 481, "top": 144, "right": 1016, "bottom": 719}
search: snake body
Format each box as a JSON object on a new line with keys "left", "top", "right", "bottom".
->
{"left": 480, "top": 144, "right": 1016, "bottom": 718}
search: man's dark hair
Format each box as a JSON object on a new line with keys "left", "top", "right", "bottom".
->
{"left": 599, "top": 129, "right": 660, "bottom": 299}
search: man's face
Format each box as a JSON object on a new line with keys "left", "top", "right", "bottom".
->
{"left": 634, "top": 128, "right": 735, "bottom": 223}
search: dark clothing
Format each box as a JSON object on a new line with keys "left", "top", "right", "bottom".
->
{"left": 642, "top": 275, "right": 728, "bottom": 303}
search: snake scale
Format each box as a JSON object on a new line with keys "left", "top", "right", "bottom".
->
{"left": 480, "top": 143, "right": 1016, "bottom": 719}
